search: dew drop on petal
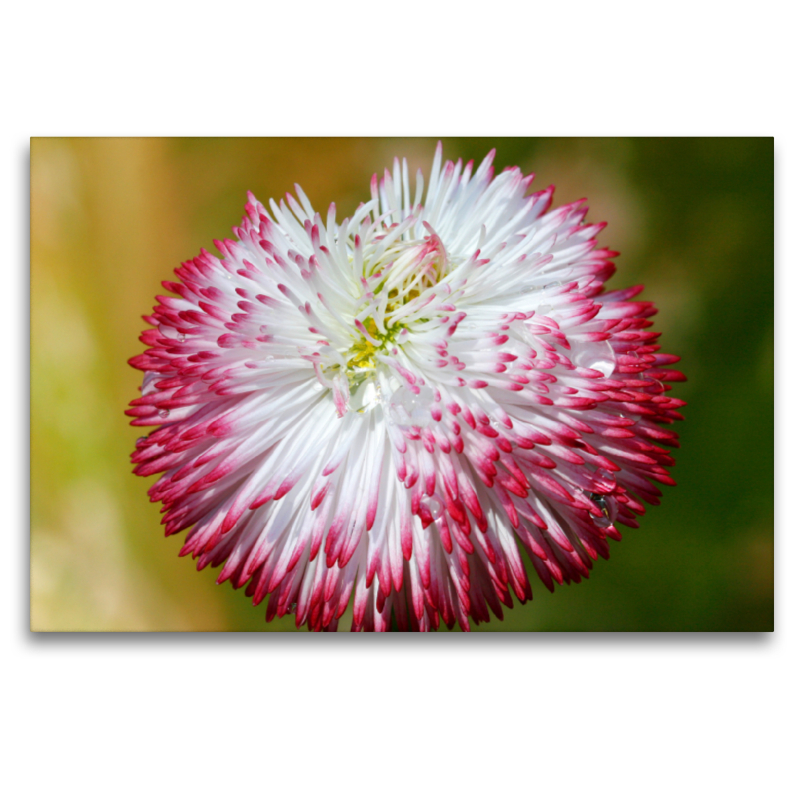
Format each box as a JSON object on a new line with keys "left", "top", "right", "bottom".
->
{"left": 177, "top": 333, "right": 186, "bottom": 343}
{"left": 410, "top": 385, "right": 435, "bottom": 420}
{"left": 390, "top": 385, "right": 434, "bottom": 423}
{"left": 388, "top": 388, "right": 412, "bottom": 424}
{"left": 141, "top": 371, "right": 159, "bottom": 396}
{"left": 586, "top": 491, "right": 618, "bottom": 527}
{"left": 487, "top": 410, "right": 510, "bottom": 431}
{"left": 158, "top": 409, "right": 170, "bottom": 419}
{"left": 401, "top": 392, "right": 417, "bottom": 415}
{"left": 598, "top": 467, "right": 616, "bottom": 481}
{"left": 136, "top": 437, "right": 147, "bottom": 447}
{"left": 536, "top": 303, "right": 552, "bottom": 316}
{"left": 573, "top": 339, "right": 616, "bottom": 377}
{"left": 544, "top": 281, "right": 562, "bottom": 290}
{"left": 351, "top": 379, "right": 382, "bottom": 414}
{"left": 387, "top": 404, "right": 407, "bottom": 425}
{"left": 428, "top": 494, "right": 445, "bottom": 520}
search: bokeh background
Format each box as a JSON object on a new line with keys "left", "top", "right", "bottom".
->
{"left": 30, "top": 137, "right": 773, "bottom": 632}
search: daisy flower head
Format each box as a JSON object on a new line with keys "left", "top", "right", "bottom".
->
{"left": 128, "top": 143, "right": 686, "bottom": 631}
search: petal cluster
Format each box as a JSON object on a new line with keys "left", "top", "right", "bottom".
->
{"left": 128, "top": 145, "right": 685, "bottom": 631}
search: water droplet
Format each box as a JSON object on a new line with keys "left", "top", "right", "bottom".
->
{"left": 487, "top": 411, "right": 510, "bottom": 431}
{"left": 544, "top": 281, "right": 562, "bottom": 290}
{"left": 536, "top": 303, "right": 552, "bottom": 316}
{"left": 158, "top": 408, "right": 170, "bottom": 419}
{"left": 351, "top": 379, "right": 382, "bottom": 414}
{"left": 177, "top": 332, "right": 186, "bottom": 343}
{"left": 288, "top": 602, "right": 297, "bottom": 614}
{"left": 573, "top": 339, "right": 615, "bottom": 377}
{"left": 400, "top": 391, "right": 418, "bottom": 415}
{"left": 141, "top": 371, "right": 159, "bottom": 396}
{"left": 388, "top": 397, "right": 409, "bottom": 424}
{"left": 586, "top": 491, "right": 617, "bottom": 527}
{"left": 389, "top": 385, "right": 434, "bottom": 424}
{"left": 594, "top": 469, "right": 617, "bottom": 493}
{"left": 428, "top": 494, "right": 445, "bottom": 520}
{"left": 136, "top": 437, "right": 147, "bottom": 447}
{"left": 410, "top": 385, "right": 434, "bottom": 416}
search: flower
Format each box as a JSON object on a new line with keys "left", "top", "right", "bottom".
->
{"left": 127, "top": 144, "right": 685, "bottom": 631}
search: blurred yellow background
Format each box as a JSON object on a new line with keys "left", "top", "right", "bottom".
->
{"left": 30, "top": 137, "right": 773, "bottom": 631}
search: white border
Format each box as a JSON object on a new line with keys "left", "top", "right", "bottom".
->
{"left": 6, "top": 3, "right": 793, "bottom": 799}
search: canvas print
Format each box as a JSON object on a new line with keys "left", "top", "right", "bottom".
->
{"left": 30, "top": 137, "right": 774, "bottom": 631}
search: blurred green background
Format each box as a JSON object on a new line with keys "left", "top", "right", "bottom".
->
{"left": 30, "top": 137, "right": 773, "bottom": 632}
